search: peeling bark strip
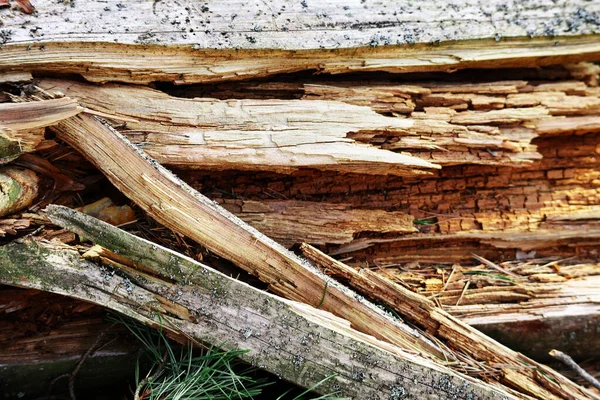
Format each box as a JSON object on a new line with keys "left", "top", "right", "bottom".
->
{"left": 51, "top": 113, "right": 449, "bottom": 359}
{"left": 300, "top": 244, "right": 598, "bottom": 400}
{"left": 0, "top": 2, "right": 600, "bottom": 83}
{"left": 0, "top": 98, "right": 81, "bottom": 164}
{"left": 39, "top": 79, "right": 437, "bottom": 176}
{"left": 0, "top": 214, "right": 514, "bottom": 400}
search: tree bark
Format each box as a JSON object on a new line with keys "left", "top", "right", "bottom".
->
{"left": 0, "top": 206, "right": 516, "bottom": 400}
{"left": 0, "top": 1, "right": 599, "bottom": 84}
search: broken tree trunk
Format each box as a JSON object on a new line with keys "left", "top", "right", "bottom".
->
{"left": 0, "top": 205, "right": 515, "bottom": 400}
{"left": 37, "top": 76, "right": 600, "bottom": 171}
{"left": 40, "top": 79, "right": 438, "bottom": 176}
{"left": 0, "top": 1, "right": 600, "bottom": 84}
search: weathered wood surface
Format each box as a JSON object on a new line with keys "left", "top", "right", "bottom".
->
{"left": 187, "top": 129, "right": 600, "bottom": 264}
{"left": 38, "top": 76, "right": 600, "bottom": 172}
{"left": 0, "top": 1, "right": 599, "bottom": 83}
{"left": 0, "top": 98, "right": 80, "bottom": 164}
{"left": 51, "top": 113, "right": 450, "bottom": 360}
{"left": 456, "top": 275, "right": 600, "bottom": 361}
{"left": 300, "top": 243, "right": 599, "bottom": 400}
{"left": 220, "top": 199, "right": 417, "bottom": 246}
{"left": 40, "top": 79, "right": 438, "bottom": 176}
{"left": 0, "top": 206, "right": 516, "bottom": 400}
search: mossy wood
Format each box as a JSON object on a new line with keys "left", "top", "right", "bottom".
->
{"left": 0, "top": 205, "right": 515, "bottom": 400}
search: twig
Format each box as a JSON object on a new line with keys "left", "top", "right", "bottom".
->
{"left": 471, "top": 253, "right": 520, "bottom": 279}
{"left": 550, "top": 349, "right": 600, "bottom": 391}
{"left": 455, "top": 280, "right": 470, "bottom": 306}
{"left": 134, "top": 351, "right": 169, "bottom": 400}
{"left": 68, "top": 326, "right": 116, "bottom": 400}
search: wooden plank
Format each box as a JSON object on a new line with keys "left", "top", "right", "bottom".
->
{"left": 0, "top": 1, "right": 599, "bottom": 83}
{"left": 0, "top": 206, "right": 517, "bottom": 399}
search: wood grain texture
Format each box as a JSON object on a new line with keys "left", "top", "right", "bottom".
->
{"left": 220, "top": 199, "right": 417, "bottom": 246}
{"left": 0, "top": 167, "right": 38, "bottom": 217}
{"left": 0, "top": 206, "right": 515, "bottom": 400}
{"left": 40, "top": 79, "right": 437, "bottom": 176}
{"left": 456, "top": 275, "right": 600, "bottom": 330}
{"left": 0, "top": 1, "right": 599, "bottom": 83}
{"left": 300, "top": 243, "right": 598, "bottom": 400}
{"left": 51, "top": 113, "right": 450, "bottom": 361}
{"left": 0, "top": 98, "right": 81, "bottom": 164}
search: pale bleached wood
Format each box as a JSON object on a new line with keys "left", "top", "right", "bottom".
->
{"left": 300, "top": 243, "right": 598, "bottom": 400}
{"left": 0, "top": 206, "right": 515, "bottom": 400}
{"left": 51, "top": 113, "right": 451, "bottom": 361}
{"left": 0, "top": 1, "right": 599, "bottom": 84}
{"left": 39, "top": 76, "right": 600, "bottom": 172}
{"left": 0, "top": 98, "right": 81, "bottom": 164}
{"left": 41, "top": 79, "right": 437, "bottom": 176}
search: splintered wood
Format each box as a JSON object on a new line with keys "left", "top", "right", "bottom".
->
{"left": 39, "top": 79, "right": 438, "bottom": 176}
{"left": 1, "top": 1, "right": 600, "bottom": 396}
{"left": 300, "top": 244, "right": 597, "bottom": 400}
{"left": 0, "top": 206, "right": 516, "bottom": 400}
{"left": 0, "top": 98, "right": 81, "bottom": 164}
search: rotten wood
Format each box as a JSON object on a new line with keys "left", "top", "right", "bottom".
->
{"left": 38, "top": 77, "right": 600, "bottom": 173}
{"left": 300, "top": 243, "right": 599, "bottom": 400}
{"left": 40, "top": 79, "right": 437, "bottom": 176}
{"left": 0, "top": 205, "right": 516, "bottom": 400}
{"left": 51, "top": 112, "right": 450, "bottom": 360}
{"left": 220, "top": 199, "right": 417, "bottom": 246}
{"left": 454, "top": 274, "right": 600, "bottom": 361}
{"left": 0, "top": 1, "right": 599, "bottom": 84}
{"left": 184, "top": 129, "right": 600, "bottom": 263}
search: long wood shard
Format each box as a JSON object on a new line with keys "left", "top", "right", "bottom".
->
{"left": 51, "top": 113, "right": 448, "bottom": 360}
{"left": 0, "top": 208, "right": 513, "bottom": 399}
{"left": 300, "top": 243, "right": 598, "bottom": 400}
{"left": 41, "top": 79, "right": 437, "bottom": 176}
